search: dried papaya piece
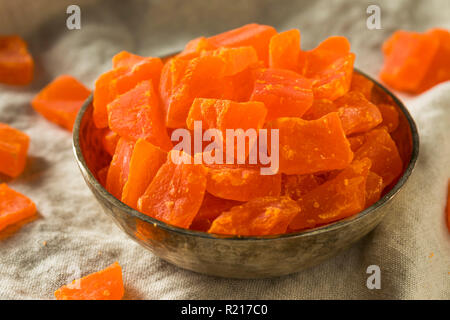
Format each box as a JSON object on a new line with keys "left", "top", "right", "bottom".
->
{"left": 347, "top": 133, "right": 366, "bottom": 152}
{"left": 108, "top": 80, "right": 172, "bottom": 151}
{"left": 208, "top": 23, "right": 277, "bottom": 65}
{"left": 106, "top": 138, "right": 135, "bottom": 199}
{"left": 266, "top": 112, "right": 353, "bottom": 175}
{"left": 102, "top": 130, "right": 119, "bottom": 156}
{"left": 334, "top": 91, "right": 383, "bottom": 135}
{"left": 93, "top": 58, "right": 163, "bottom": 128}
{"left": 208, "top": 196, "right": 301, "bottom": 236}
{"left": 121, "top": 139, "right": 167, "bottom": 210}
{"left": 380, "top": 30, "right": 439, "bottom": 92}
{"left": 32, "top": 75, "right": 91, "bottom": 131}
{"left": 282, "top": 174, "right": 324, "bottom": 201}
{"left": 97, "top": 165, "right": 109, "bottom": 187}
{"left": 112, "top": 51, "right": 162, "bottom": 71}
{"left": 354, "top": 128, "right": 403, "bottom": 188}
{"left": 0, "top": 35, "right": 33, "bottom": 85}
{"left": 289, "top": 158, "right": 371, "bottom": 231}
{"left": 250, "top": 68, "right": 313, "bottom": 121}
{"left": 302, "top": 99, "right": 338, "bottom": 120}
{"left": 206, "top": 166, "right": 281, "bottom": 201}
{"left": 350, "top": 73, "right": 374, "bottom": 100}
{"left": 203, "top": 46, "right": 258, "bottom": 76}
{"left": 0, "top": 123, "right": 30, "bottom": 178}
{"left": 365, "top": 171, "right": 383, "bottom": 208}
{"left": 269, "top": 29, "right": 300, "bottom": 71}
{"left": 137, "top": 151, "right": 207, "bottom": 228}
{"left": 190, "top": 193, "right": 241, "bottom": 232}
{"left": 159, "top": 57, "right": 189, "bottom": 111}
{"left": 0, "top": 183, "right": 36, "bottom": 232}
{"left": 177, "top": 37, "right": 216, "bottom": 60}
{"left": 164, "top": 55, "right": 226, "bottom": 128}
{"left": 221, "top": 61, "right": 263, "bottom": 102}
{"left": 54, "top": 262, "right": 124, "bottom": 300}
{"left": 377, "top": 103, "right": 399, "bottom": 132}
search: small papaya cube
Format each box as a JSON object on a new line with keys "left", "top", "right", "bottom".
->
{"left": 112, "top": 51, "right": 162, "bottom": 71}
{"left": 106, "top": 138, "right": 135, "bottom": 199}
{"left": 159, "top": 57, "right": 189, "bottom": 109}
{"left": 250, "top": 68, "right": 313, "bottom": 121}
{"left": 350, "top": 73, "right": 374, "bottom": 100}
{"left": 302, "top": 99, "right": 338, "bottom": 120}
{"left": 190, "top": 193, "right": 241, "bottom": 232}
{"left": 220, "top": 61, "right": 264, "bottom": 102}
{"left": 93, "top": 58, "right": 163, "bottom": 128}
{"left": 417, "top": 28, "right": 450, "bottom": 93}
{"left": 289, "top": 158, "right": 371, "bottom": 231}
{"left": 54, "top": 262, "right": 124, "bottom": 300}
{"left": 164, "top": 55, "right": 226, "bottom": 128}
{"left": 0, "top": 35, "right": 33, "bottom": 85}
{"left": 203, "top": 46, "right": 258, "bottom": 76}
{"left": 121, "top": 139, "right": 167, "bottom": 210}
{"left": 208, "top": 196, "right": 301, "bottom": 236}
{"left": 334, "top": 91, "right": 383, "bottom": 135}
{"left": 0, "top": 183, "right": 36, "bottom": 232}
{"left": 380, "top": 30, "right": 439, "bottom": 92}
{"left": 354, "top": 128, "right": 403, "bottom": 188}
{"left": 347, "top": 133, "right": 366, "bottom": 152}
{"left": 108, "top": 80, "right": 172, "bottom": 151}
{"left": 269, "top": 29, "right": 301, "bottom": 71}
{"left": 137, "top": 151, "right": 207, "bottom": 229}
{"left": 266, "top": 112, "right": 353, "bottom": 175}
{"left": 365, "top": 171, "right": 383, "bottom": 208}
{"left": 31, "top": 75, "right": 91, "bottom": 131}
{"left": 177, "top": 37, "right": 216, "bottom": 60}
{"left": 208, "top": 23, "right": 277, "bottom": 65}
{"left": 0, "top": 123, "right": 30, "bottom": 178}
{"left": 282, "top": 174, "right": 324, "bottom": 201}
{"left": 206, "top": 166, "right": 281, "bottom": 201}
{"left": 377, "top": 104, "right": 399, "bottom": 132}
{"left": 102, "top": 130, "right": 119, "bottom": 156}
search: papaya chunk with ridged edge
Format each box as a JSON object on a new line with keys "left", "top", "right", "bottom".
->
{"left": 32, "top": 75, "right": 91, "bottom": 131}
{"left": 365, "top": 171, "right": 383, "bottom": 208}
{"left": 265, "top": 112, "right": 353, "bottom": 175}
{"left": 0, "top": 183, "right": 36, "bottom": 232}
{"left": 202, "top": 46, "right": 258, "bottom": 76}
{"left": 177, "top": 37, "right": 216, "bottom": 60}
{"left": 208, "top": 196, "right": 301, "bottom": 236}
{"left": 164, "top": 55, "right": 226, "bottom": 128}
{"left": 334, "top": 91, "right": 383, "bottom": 136}
{"left": 112, "top": 51, "right": 162, "bottom": 72}
{"left": 54, "top": 262, "right": 124, "bottom": 300}
{"left": 350, "top": 73, "right": 374, "bottom": 100}
{"left": 377, "top": 103, "right": 399, "bottom": 133}
{"left": 354, "top": 128, "right": 402, "bottom": 188}
{"left": 93, "top": 57, "right": 163, "bottom": 128}
{"left": 106, "top": 138, "right": 135, "bottom": 200}
{"left": 282, "top": 174, "right": 324, "bottom": 201}
{"left": 121, "top": 139, "right": 167, "bottom": 210}
{"left": 208, "top": 23, "right": 277, "bottom": 65}
{"left": 0, "top": 35, "right": 33, "bottom": 85}
{"left": 289, "top": 158, "right": 371, "bottom": 231}
{"left": 206, "top": 165, "right": 281, "bottom": 202}
{"left": 159, "top": 57, "right": 189, "bottom": 114}
{"left": 190, "top": 193, "right": 241, "bottom": 232}
{"left": 302, "top": 99, "right": 338, "bottom": 121}
{"left": 250, "top": 68, "right": 313, "bottom": 121}
{"left": 0, "top": 123, "right": 30, "bottom": 178}
{"left": 107, "top": 80, "right": 172, "bottom": 151}
{"left": 137, "top": 150, "right": 207, "bottom": 229}
{"left": 269, "top": 29, "right": 300, "bottom": 71}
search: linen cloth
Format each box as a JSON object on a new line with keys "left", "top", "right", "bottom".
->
{"left": 0, "top": 0, "right": 449, "bottom": 300}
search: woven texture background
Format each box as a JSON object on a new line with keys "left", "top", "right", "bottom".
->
{"left": 0, "top": 0, "right": 449, "bottom": 299}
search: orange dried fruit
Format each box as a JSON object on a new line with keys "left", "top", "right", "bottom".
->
{"left": 203, "top": 46, "right": 258, "bottom": 76}
{"left": 105, "top": 138, "right": 135, "bottom": 199}
{"left": 112, "top": 51, "right": 162, "bottom": 71}
{"left": 365, "top": 171, "right": 383, "bottom": 207}
{"left": 97, "top": 165, "right": 109, "bottom": 187}
{"left": 289, "top": 158, "right": 371, "bottom": 231}
{"left": 250, "top": 68, "right": 314, "bottom": 121}
{"left": 177, "top": 37, "right": 216, "bottom": 60}
{"left": 208, "top": 23, "right": 277, "bottom": 65}
{"left": 269, "top": 29, "right": 300, "bottom": 71}
{"left": 0, "top": 35, "right": 33, "bottom": 85}
{"left": 108, "top": 80, "right": 172, "bottom": 151}
{"left": 266, "top": 112, "right": 353, "bottom": 175}
{"left": 137, "top": 151, "right": 207, "bottom": 229}
{"left": 377, "top": 103, "right": 399, "bottom": 132}
{"left": 208, "top": 196, "right": 301, "bottom": 236}
{"left": 302, "top": 99, "right": 338, "bottom": 121}
{"left": 334, "top": 91, "right": 383, "bottom": 135}
{"left": 0, "top": 123, "right": 30, "bottom": 178}
{"left": 206, "top": 165, "right": 281, "bottom": 201}
{"left": 0, "top": 183, "right": 36, "bottom": 232}
{"left": 159, "top": 57, "right": 189, "bottom": 111}
{"left": 354, "top": 128, "right": 403, "bottom": 188}
{"left": 31, "top": 75, "right": 91, "bottom": 131}
{"left": 347, "top": 133, "right": 366, "bottom": 152}
{"left": 282, "top": 174, "right": 324, "bottom": 201}
{"left": 121, "top": 139, "right": 167, "bottom": 210}
{"left": 350, "top": 72, "right": 374, "bottom": 100}
{"left": 54, "top": 262, "right": 124, "bottom": 300}
{"left": 101, "top": 129, "right": 119, "bottom": 156}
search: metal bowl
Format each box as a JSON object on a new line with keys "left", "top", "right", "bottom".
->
{"left": 72, "top": 69, "right": 419, "bottom": 279}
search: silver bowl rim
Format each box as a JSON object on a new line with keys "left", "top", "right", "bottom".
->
{"left": 72, "top": 66, "right": 419, "bottom": 242}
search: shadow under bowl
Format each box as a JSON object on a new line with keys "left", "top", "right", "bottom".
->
{"left": 73, "top": 69, "right": 419, "bottom": 279}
